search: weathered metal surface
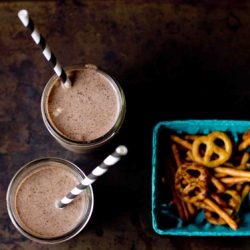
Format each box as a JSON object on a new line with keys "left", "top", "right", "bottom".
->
{"left": 1, "top": 1, "right": 250, "bottom": 249}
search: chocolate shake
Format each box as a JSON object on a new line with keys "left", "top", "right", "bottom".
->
{"left": 6, "top": 158, "right": 94, "bottom": 244}
{"left": 47, "top": 66, "right": 119, "bottom": 141}
{"left": 41, "top": 64, "right": 126, "bottom": 153}
{"left": 15, "top": 166, "right": 86, "bottom": 237}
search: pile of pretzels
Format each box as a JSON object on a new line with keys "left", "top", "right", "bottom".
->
{"left": 163, "top": 130, "right": 250, "bottom": 230}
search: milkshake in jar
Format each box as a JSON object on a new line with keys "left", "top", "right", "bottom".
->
{"left": 41, "top": 64, "right": 126, "bottom": 153}
{"left": 6, "top": 158, "right": 94, "bottom": 244}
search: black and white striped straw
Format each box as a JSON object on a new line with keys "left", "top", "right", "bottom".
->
{"left": 57, "top": 145, "right": 128, "bottom": 208}
{"left": 18, "top": 9, "right": 72, "bottom": 88}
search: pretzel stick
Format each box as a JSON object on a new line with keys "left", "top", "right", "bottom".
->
{"left": 184, "top": 135, "right": 200, "bottom": 141}
{"left": 168, "top": 152, "right": 193, "bottom": 221}
{"left": 193, "top": 201, "right": 214, "bottom": 211}
{"left": 210, "top": 193, "right": 228, "bottom": 208}
{"left": 224, "top": 182, "right": 236, "bottom": 188}
{"left": 214, "top": 167, "right": 250, "bottom": 178}
{"left": 236, "top": 150, "right": 250, "bottom": 191}
{"left": 186, "top": 202, "right": 196, "bottom": 216}
{"left": 204, "top": 198, "right": 238, "bottom": 230}
{"left": 182, "top": 201, "right": 191, "bottom": 222}
{"left": 235, "top": 164, "right": 247, "bottom": 170}
{"left": 235, "top": 153, "right": 250, "bottom": 170}
{"left": 186, "top": 150, "right": 195, "bottom": 161}
{"left": 170, "top": 135, "right": 192, "bottom": 150}
{"left": 220, "top": 177, "right": 250, "bottom": 185}
{"left": 242, "top": 129, "right": 250, "bottom": 140}
{"left": 241, "top": 152, "right": 249, "bottom": 165}
{"left": 236, "top": 183, "right": 242, "bottom": 192}
{"left": 214, "top": 172, "right": 228, "bottom": 178}
{"left": 238, "top": 137, "right": 250, "bottom": 151}
{"left": 235, "top": 152, "right": 246, "bottom": 189}
{"left": 235, "top": 163, "right": 250, "bottom": 170}
{"left": 241, "top": 184, "right": 250, "bottom": 202}
{"left": 222, "top": 162, "right": 235, "bottom": 168}
{"left": 171, "top": 143, "right": 182, "bottom": 169}
{"left": 211, "top": 176, "right": 226, "bottom": 193}
{"left": 185, "top": 155, "right": 192, "bottom": 162}
{"left": 169, "top": 157, "right": 194, "bottom": 221}
{"left": 163, "top": 157, "right": 187, "bottom": 223}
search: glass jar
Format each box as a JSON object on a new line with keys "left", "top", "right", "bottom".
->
{"left": 41, "top": 64, "right": 126, "bottom": 153}
{"left": 6, "top": 157, "right": 94, "bottom": 244}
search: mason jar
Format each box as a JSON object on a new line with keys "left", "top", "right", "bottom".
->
{"left": 41, "top": 64, "right": 126, "bottom": 153}
{"left": 6, "top": 157, "right": 94, "bottom": 244}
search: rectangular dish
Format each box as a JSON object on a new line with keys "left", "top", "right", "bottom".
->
{"left": 152, "top": 120, "right": 250, "bottom": 236}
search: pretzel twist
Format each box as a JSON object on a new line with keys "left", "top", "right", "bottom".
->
{"left": 175, "top": 163, "right": 209, "bottom": 203}
{"left": 192, "top": 131, "right": 232, "bottom": 168}
{"left": 204, "top": 190, "right": 241, "bottom": 228}
{"left": 204, "top": 198, "right": 238, "bottom": 230}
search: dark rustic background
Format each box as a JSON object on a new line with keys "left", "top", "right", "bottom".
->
{"left": 1, "top": 1, "right": 250, "bottom": 249}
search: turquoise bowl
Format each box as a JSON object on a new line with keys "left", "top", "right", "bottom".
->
{"left": 152, "top": 120, "right": 250, "bottom": 236}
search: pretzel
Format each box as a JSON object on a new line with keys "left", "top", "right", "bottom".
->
{"left": 223, "top": 190, "right": 241, "bottom": 216}
{"left": 205, "top": 208, "right": 232, "bottom": 225}
{"left": 170, "top": 135, "right": 192, "bottom": 150}
{"left": 184, "top": 135, "right": 200, "bottom": 141}
{"left": 222, "top": 162, "right": 235, "bottom": 168}
{"left": 234, "top": 156, "right": 249, "bottom": 189}
{"left": 238, "top": 137, "right": 250, "bottom": 151}
{"left": 214, "top": 172, "right": 228, "bottom": 178}
{"left": 235, "top": 164, "right": 250, "bottom": 170}
{"left": 204, "top": 190, "right": 241, "bottom": 227}
{"left": 204, "top": 198, "right": 238, "bottom": 230}
{"left": 165, "top": 129, "right": 250, "bottom": 230}
{"left": 236, "top": 183, "right": 242, "bottom": 192}
{"left": 242, "top": 129, "right": 250, "bottom": 141}
{"left": 193, "top": 201, "right": 214, "bottom": 211}
{"left": 175, "top": 163, "right": 209, "bottom": 203}
{"left": 240, "top": 152, "right": 249, "bottom": 165}
{"left": 241, "top": 184, "right": 250, "bottom": 202}
{"left": 171, "top": 143, "right": 182, "bottom": 168}
{"left": 186, "top": 150, "right": 194, "bottom": 162}
{"left": 214, "top": 167, "right": 250, "bottom": 178}
{"left": 210, "top": 192, "right": 228, "bottom": 208}
{"left": 186, "top": 202, "right": 196, "bottom": 216}
{"left": 192, "top": 131, "right": 233, "bottom": 168}
{"left": 210, "top": 176, "right": 226, "bottom": 193}
{"left": 220, "top": 177, "right": 250, "bottom": 185}
{"left": 163, "top": 157, "right": 188, "bottom": 223}
{"left": 224, "top": 183, "right": 236, "bottom": 188}
{"left": 182, "top": 201, "right": 191, "bottom": 222}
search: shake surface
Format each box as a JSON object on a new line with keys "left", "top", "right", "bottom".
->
{"left": 15, "top": 166, "right": 86, "bottom": 238}
{"left": 47, "top": 68, "right": 120, "bottom": 141}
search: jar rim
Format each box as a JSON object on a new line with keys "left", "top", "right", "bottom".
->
{"left": 6, "top": 157, "right": 94, "bottom": 244}
{"left": 41, "top": 64, "right": 126, "bottom": 150}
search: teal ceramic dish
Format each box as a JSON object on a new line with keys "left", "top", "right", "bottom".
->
{"left": 152, "top": 120, "right": 250, "bottom": 236}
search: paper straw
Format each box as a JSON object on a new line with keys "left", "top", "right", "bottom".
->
{"left": 18, "top": 9, "right": 72, "bottom": 88}
{"left": 57, "top": 145, "right": 128, "bottom": 208}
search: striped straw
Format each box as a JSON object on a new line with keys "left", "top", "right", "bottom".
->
{"left": 18, "top": 9, "right": 72, "bottom": 88}
{"left": 57, "top": 145, "right": 128, "bottom": 208}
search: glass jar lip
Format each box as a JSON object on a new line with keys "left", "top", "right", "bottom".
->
{"left": 41, "top": 64, "right": 126, "bottom": 146}
{"left": 6, "top": 157, "right": 94, "bottom": 244}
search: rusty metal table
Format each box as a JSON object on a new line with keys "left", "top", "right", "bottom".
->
{"left": 1, "top": 1, "right": 250, "bottom": 249}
